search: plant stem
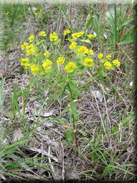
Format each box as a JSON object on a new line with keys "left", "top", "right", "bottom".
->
{"left": 68, "top": 82, "right": 78, "bottom": 154}
{"left": 114, "top": 0, "right": 117, "bottom": 54}
{"left": 72, "top": 114, "right": 78, "bottom": 156}
{"left": 102, "top": 0, "right": 105, "bottom": 52}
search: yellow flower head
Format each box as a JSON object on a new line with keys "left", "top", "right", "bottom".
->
{"left": 50, "top": 32, "right": 58, "bottom": 41}
{"left": 72, "top": 31, "right": 84, "bottom": 39}
{"left": 98, "top": 53, "right": 103, "bottom": 59}
{"left": 26, "top": 44, "right": 37, "bottom": 55}
{"left": 24, "top": 63, "right": 30, "bottom": 69}
{"left": 112, "top": 59, "right": 120, "bottom": 67}
{"left": 87, "top": 34, "right": 95, "bottom": 39}
{"left": 57, "top": 57, "right": 65, "bottom": 66}
{"left": 34, "top": 11, "right": 38, "bottom": 15}
{"left": 30, "top": 64, "right": 39, "bottom": 75}
{"left": 20, "top": 58, "right": 30, "bottom": 66}
{"left": 40, "top": 9, "right": 42, "bottom": 13}
{"left": 106, "top": 55, "right": 111, "bottom": 60}
{"left": 104, "top": 62, "right": 111, "bottom": 70}
{"left": 85, "top": 49, "right": 94, "bottom": 55}
{"left": 64, "top": 29, "right": 71, "bottom": 36}
{"left": 69, "top": 42, "right": 77, "bottom": 49}
{"left": 82, "top": 57, "right": 94, "bottom": 67}
{"left": 77, "top": 31, "right": 84, "bottom": 37}
{"left": 44, "top": 51, "right": 50, "bottom": 56}
{"left": 21, "top": 42, "right": 28, "bottom": 50}
{"left": 78, "top": 46, "right": 88, "bottom": 54}
{"left": 42, "top": 59, "right": 52, "bottom": 71}
{"left": 39, "top": 31, "right": 46, "bottom": 36}
{"left": 65, "top": 62, "right": 76, "bottom": 73}
{"left": 28, "top": 35, "right": 35, "bottom": 42}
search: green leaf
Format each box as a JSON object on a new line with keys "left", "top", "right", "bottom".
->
{"left": 60, "top": 107, "right": 70, "bottom": 116}
{"left": 50, "top": 118, "right": 68, "bottom": 125}
{"left": 71, "top": 101, "right": 76, "bottom": 114}
{"left": 0, "top": 77, "right": 5, "bottom": 107}
{"left": 99, "top": 59, "right": 105, "bottom": 63}
{"left": 61, "top": 83, "right": 68, "bottom": 98}
{"left": 68, "top": 70, "right": 77, "bottom": 77}
{"left": 76, "top": 63, "right": 85, "bottom": 72}
{"left": 69, "top": 81, "right": 80, "bottom": 96}
{"left": 100, "top": 70, "right": 107, "bottom": 77}
{"left": 53, "top": 39, "right": 61, "bottom": 45}
{"left": 63, "top": 128, "right": 74, "bottom": 142}
{"left": 38, "top": 67, "right": 45, "bottom": 76}
{"left": 117, "top": 38, "right": 134, "bottom": 45}
{"left": 36, "top": 40, "right": 45, "bottom": 45}
{"left": 70, "top": 79, "right": 81, "bottom": 84}
{"left": 122, "top": 15, "right": 135, "bottom": 26}
{"left": 77, "top": 129, "right": 87, "bottom": 136}
{"left": 46, "top": 68, "right": 55, "bottom": 78}
{"left": 111, "top": 65, "right": 115, "bottom": 70}
{"left": 79, "top": 39, "right": 91, "bottom": 44}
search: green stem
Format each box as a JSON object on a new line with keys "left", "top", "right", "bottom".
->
{"left": 72, "top": 114, "right": 78, "bottom": 156}
{"left": 68, "top": 82, "right": 73, "bottom": 101}
{"left": 114, "top": 0, "right": 117, "bottom": 54}
{"left": 102, "top": 0, "right": 105, "bottom": 52}
{"left": 68, "top": 81, "right": 78, "bottom": 154}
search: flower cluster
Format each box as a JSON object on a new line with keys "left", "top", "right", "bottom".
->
{"left": 72, "top": 31, "right": 84, "bottom": 39}
{"left": 39, "top": 31, "right": 47, "bottom": 37}
{"left": 57, "top": 57, "right": 65, "bottom": 66}
{"left": 42, "top": 59, "right": 52, "bottom": 71}
{"left": 82, "top": 57, "right": 94, "bottom": 67}
{"left": 64, "top": 29, "right": 71, "bottom": 36}
{"left": 69, "top": 42, "right": 77, "bottom": 49}
{"left": 98, "top": 53, "right": 120, "bottom": 70}
{"left": 20, "top": 30, "right": 120, "bottom": 76}
{"left": 65, "top": 62, "right": 76, "bottom": 73}
{"left": 87, "top": 34, "right": 95, "bottom": 39}
{"left": 50, "top": 32, "right": 58, "bottom": 42}
{"left": 20, "top": 58, "right": 30, "bottom": 69}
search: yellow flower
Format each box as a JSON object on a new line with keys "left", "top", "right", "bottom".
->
{"left": 69, "top": 42, "right": 77, "bottom": 49}
{"left": 64, "top": 29, "right": 71, "bottom": 36}
{"left": 34, "top": 11, "right": 38, "bottom": 15}
{"left": 44, "top": 51, "right": 50, "bottom": 56}
{"left": 72, "top": 31, "right": 84, "bottom": 39}
{"left": 57, "top": 57, "right": 65, "bottom": 66}
{"left": 39, "top": 31, "right": 46, "bottom": 36}
{"left": 20, "top": 58, "right": 30, "bottom": 66}
{"left": 26, "top": 44, "right": 37, "bottom": 55}
{"left": 28, "top": 35, "right": 35, "bottom": 42}
{"left": 21, "top": 42, "right": 28, "bottom": 50}
{"left": 40, "top": 9, "right": 42, "bottom": 13}
{"left": 24, "top": 63, "right": 30, "bottom": 69}
{"left": 104, "top": 62, "right": 111, "bottom": 70}
{"left": 77, "top": 31, "right": 84, "bottom": 37}
{"left": 50, "top": 32, "right": 58, "bottom": 41}
{"left": 106, "top": 55, "right": 111, "bottom": 60}
{"left": 112, "top": 59, "right": 120, "bottom": 67}
{"left": 87, "top": 34, "right": 95, "bottom": 39}
{"left": 98, "top": 53, "right": 103, "bottom": 59}
{"left": 77, "top": 46, "right": 88, "bottom": 54}
{"left": 82, "top": 57, "right": 94, "bottom": 67}
{"left": 30, "top": 64, "right": 39, "bottom": 75}
{"left": 65, "top": 62, "right": 76, "bottom": 73}
{"left": 42, "top": 59, "right": 52, "bottom": 71}
{"left": 85, "top": 49, "right": 94, "bottom": 55}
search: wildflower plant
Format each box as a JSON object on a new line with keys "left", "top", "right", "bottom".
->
{"left": 20, "top": 30, "right": 120, "bottom": 152}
